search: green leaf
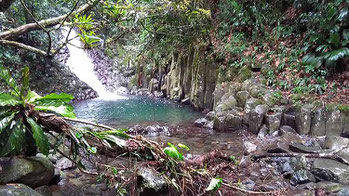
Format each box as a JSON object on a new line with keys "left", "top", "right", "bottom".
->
{"left": 35, "top": 93, "right": 74, "bottom": 103}
{"left": 0, "top": 120, "right": 26, "bottom": 156}
{"left": 0, "top": 66, "right": 19, "bottom": 95}
{"left": 178, "top": 143, "right": 190, "bottom": 151}
{"left": 302, "top": 54, "right": 321, "bottom": 67}
{"left": 321, "top": 48, "right": 349, "bottom": 62}
{"left": 99, "top": 129, "right": 129, "bottom": 139}
{"left": 26, "top": 90, "right": 41, "bottom": 103}
{"left": 20, "top": 66, "right": 30, "bottom": 98}
{"left": 27, "top": 118, "right": 49, "bottom": 156}
{"left": 329, "top": 33, "right": 340, "bottom": 48}
{"left": 34, "top": 100, "right": 76, "bottom": 118}
{"left": 164, "top": 142, "right": 183, "bottom": 160}
{"left": 0, "top": 112, "right": 16, "bottom": 134}
{"left": 206, "top": 178, "right": 223, "bottom": 192}
{"left": 0, "top": 93, "right": 22, "bottom": 106}
{"left": 87, "top": 146, "right": 97, "bottom": 154}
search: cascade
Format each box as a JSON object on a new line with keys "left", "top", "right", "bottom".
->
{"left": 62, "top": 28, "right": 126, "bottom": 100}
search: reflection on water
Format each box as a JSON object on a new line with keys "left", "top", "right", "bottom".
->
{"left": 73, "top": 96, "right": 203, "bottom": 128}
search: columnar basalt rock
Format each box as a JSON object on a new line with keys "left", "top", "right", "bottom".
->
{"left": 295, "top": 104, "right": 313, "bottom": 135}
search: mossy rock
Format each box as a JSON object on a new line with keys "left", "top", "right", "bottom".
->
{"left": 238, "top": 66, "right": 253, "bottom": 82}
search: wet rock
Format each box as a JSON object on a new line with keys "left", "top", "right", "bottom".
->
{"left": 203, "top": 120, "right": 214, "bottom": 129}
{"left": 236, "top": 91, "right": 250, "bottom": 107}
{"left": 137, "top": 167, "right": 167, "bottom": 196}
{"left": 265, "top": 112, "right": 282, "bottom": 133}
{"left": 310, "top": 107, "right": 327, "bottom": 136}
{"left": 249, "top": 105, "right": 268, "bottom": 134}
{"left": 324, "top": 136, "right": 349, "bottom": 150}
{"left": 289, "top": 143, "right": 321, "bottom": 154}
{"left": 295, "top": 104, "right": 313, "bottom": 135}
{"left": 0, "top": 184, "right": 43, "bottom": 196}
{"left": 0, "top": 157, "right": 54, "bottom": 188}
{"left": 311, "top": 159, "right": 349, "bottom": 184}
{"left": 326, "top": 107, "right": 342, "bottom": 136}
{"left": 290, "top": 170, "right": 316, "bottom": 186}
{"left": 194, "top": 118, "right": 208, "bottom": 127}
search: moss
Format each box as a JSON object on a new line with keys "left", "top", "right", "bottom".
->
{"left": 290, "top": 94, "right": 303, "bottom": 103}
{"left": 238, "top": 66, "right": 252, "bottom": 81}
{"left": 338, "top": 104, "right": 349, "bottom": 116}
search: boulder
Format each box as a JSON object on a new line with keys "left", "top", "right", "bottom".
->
{"left": 324, "top": 136, "right": 349, "bottom": 150}
{"left": 215, "top": 94, "right": 237, "bottom": 112}
{"left": 213, "top": 111, "right": 242, "bottom": 132}
{"left": 243, "top": 98, "right": 262, "bottom": 124}
{"left": 0, "top": 157, "right": 54, "bottom": 188}
{"left": 311, "top": 159, "right": 349, "bottom": 184}
{"left": 236, "top": 91, "right": 250, "bottom": 107}
{"left": 342, "top": 114, "right": 349, "bottom": 138}
{"left": 0, "top": 184, "right": 43, "bottom": 196}
{"left": 290, "top": 170, "right": 316, "bottom": 186}
{"left": 205, "top": 111, "right": 215, "bottom": 121}
{"left": 295, "top": 104, "right": 313, "bottom": 135}
{"left": 194, "top": 118, "right": 208, "bottom": 128}
{"left": 289, "top": 143, "right": 321, "bottom": 154}
{"left": 280, "top": 125, "right": 297, "bottom": 135}
{"left": 265, "top": 112, "right": 282, "bottom": 133}
{"left": 137, "top": 167, "right": 167, "bottom": 196}
{"left": 310, "top": 107, "right": 327, "bottom": 136}
{"left": 249, "top": 105, "right": 268, "bottom": 134}
{"left": 326, "top": 107, "right": 342, "bottom": 136}
{"left": 262, "top": 92, "right": 275, "bottom": 107}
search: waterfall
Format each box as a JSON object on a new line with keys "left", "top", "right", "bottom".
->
{"left": 63, "top": 28, "right": 125, "bottom": 100}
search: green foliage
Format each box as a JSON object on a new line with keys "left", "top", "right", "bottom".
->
{"left": 163, "top": 142, "right": 184, "bottom": 161}
{"left": 79, "top": 31, "right": 101, "bottom": 49}
{"left": 0, "top": 65, "right": 76, "bottom": 156}
{"left": 206, "top": 177, "right": 223, "bottom": 192}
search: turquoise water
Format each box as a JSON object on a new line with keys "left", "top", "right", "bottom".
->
{"left": 73, "top": 96, "right": 203, "bottom": 128}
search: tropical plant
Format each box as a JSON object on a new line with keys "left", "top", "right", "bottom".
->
{"left": 0, "top": 65, "right": 76, "bottom": 156}
{"left": 79, "top": 30, "right": 101, "bottom": 49}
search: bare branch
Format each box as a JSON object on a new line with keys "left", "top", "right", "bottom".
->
{"left": 0, "top": 40, "right": 47, "bottom": 55}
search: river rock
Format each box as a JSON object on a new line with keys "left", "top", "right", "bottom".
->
{"left": 249, "top": 105, "right": 268, "bottom": 134}
{"left": 290, "top": 170, "right": 316, "bottom": 186}
{"left": 236, "top": 91, "right": 250, "bottom": 107}
{"left": 213, "top": 84, "right": 227, "bottom": 108}
{"left": 137, "top": 167, "right": 167, "bottom": 195}
{"left": 194, "top": 118, "right": 208, "bottom": 127}
{"left": 289, "top": 143, "right": 321, "bottom": 154}
{"left": 213, "top": 111, "right": 242, "bottom": 132}
{"left": 326, "top": 107, "right": 342, "bottom": 136}
{"left": 310, "top": 107, "right": 327, "bottom": 136}
{"left": 324, "top": 136, "right": 349, "bottom": 150}
{"left": 295, "top": 104, "right": 313, "bottom": 135}
{"left": 311, "top": 159, "right": 349, "bottom": 184}
{"left": 205, "top": 111, "right": 215, "bottom": 121}
{"left": 0, "top": 184, "right": 43, "bottom": 196}
{"left": 0, "top": 157, "right": 54, "bottom": 188}
{"left": 265, "top": 112, "right": 282, "bottom": 133}
{"left": 338, "top": 187, "right": 349, "bottom": 196}
{"left": 35, "top": 186, "right": 52, "bottom": 196}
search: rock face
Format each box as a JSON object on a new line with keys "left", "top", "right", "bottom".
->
{"left": 326, "top": 107, "right": 342, "bottom": 136}
{"left": 311, "top": 159, "right": 349, "bottom": 184}
{"left": 310, "top": 107, "right": 327, "bottom": 136}
{"left": 249, "top": 105, "right": 268, "bottom": 134}
{"left": 137, "top": 167, "right": 168, "bottom": 196}
{"left": 136, "top": 45, "right": 216, "bottom": 110}
{"left": 295, "top": 104, "right": 313, "bottom": 135}
{"left": 0, "top": 157, "right": 54, "bottom": 188}
{"left": 0, "top": 184, "right": 43, "bottom": 196}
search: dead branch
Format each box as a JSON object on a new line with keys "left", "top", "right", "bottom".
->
{"left": 0, "top": 40, "right": 47, "bottom": 55}
{"left": 253, "top": 153, "right": 349, "bottom": 165}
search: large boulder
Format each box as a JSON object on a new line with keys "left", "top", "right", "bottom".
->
{"left": 243, "top": 98, "right": 263, "bottom": 124}
{"left": 0, "top": 157, "right": 54, "bottom": 188}
{"left": 236, "top": 91, "right": 250, "bottom": 107}
{"left": 326, "top": 107, "right": 342, "bottom": 136}
{"left": 137, "top": 167, "right": 168, "bottom": 196}
{"left": 295, "top": 104, "right": 313, "bottom": 135}
{"left": 265, "top": 112, "right": 282, "bottom": 133}
{"left": 311, "top": 159, "right": 349, "bottom": 184}
{"left": 249, "top": 105, "right": 268, "bottom": 134}
{"left": 213, "top": 110, "right": 242, "bottom": 132}
{"left": 215, "top": 93, "right": 237, "bottom": 112}
{"left": 0, "top": 184, "right": 43, "bottom": 196}
{"left": 310, "top": 107, "right": 327, "bottom": 136}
